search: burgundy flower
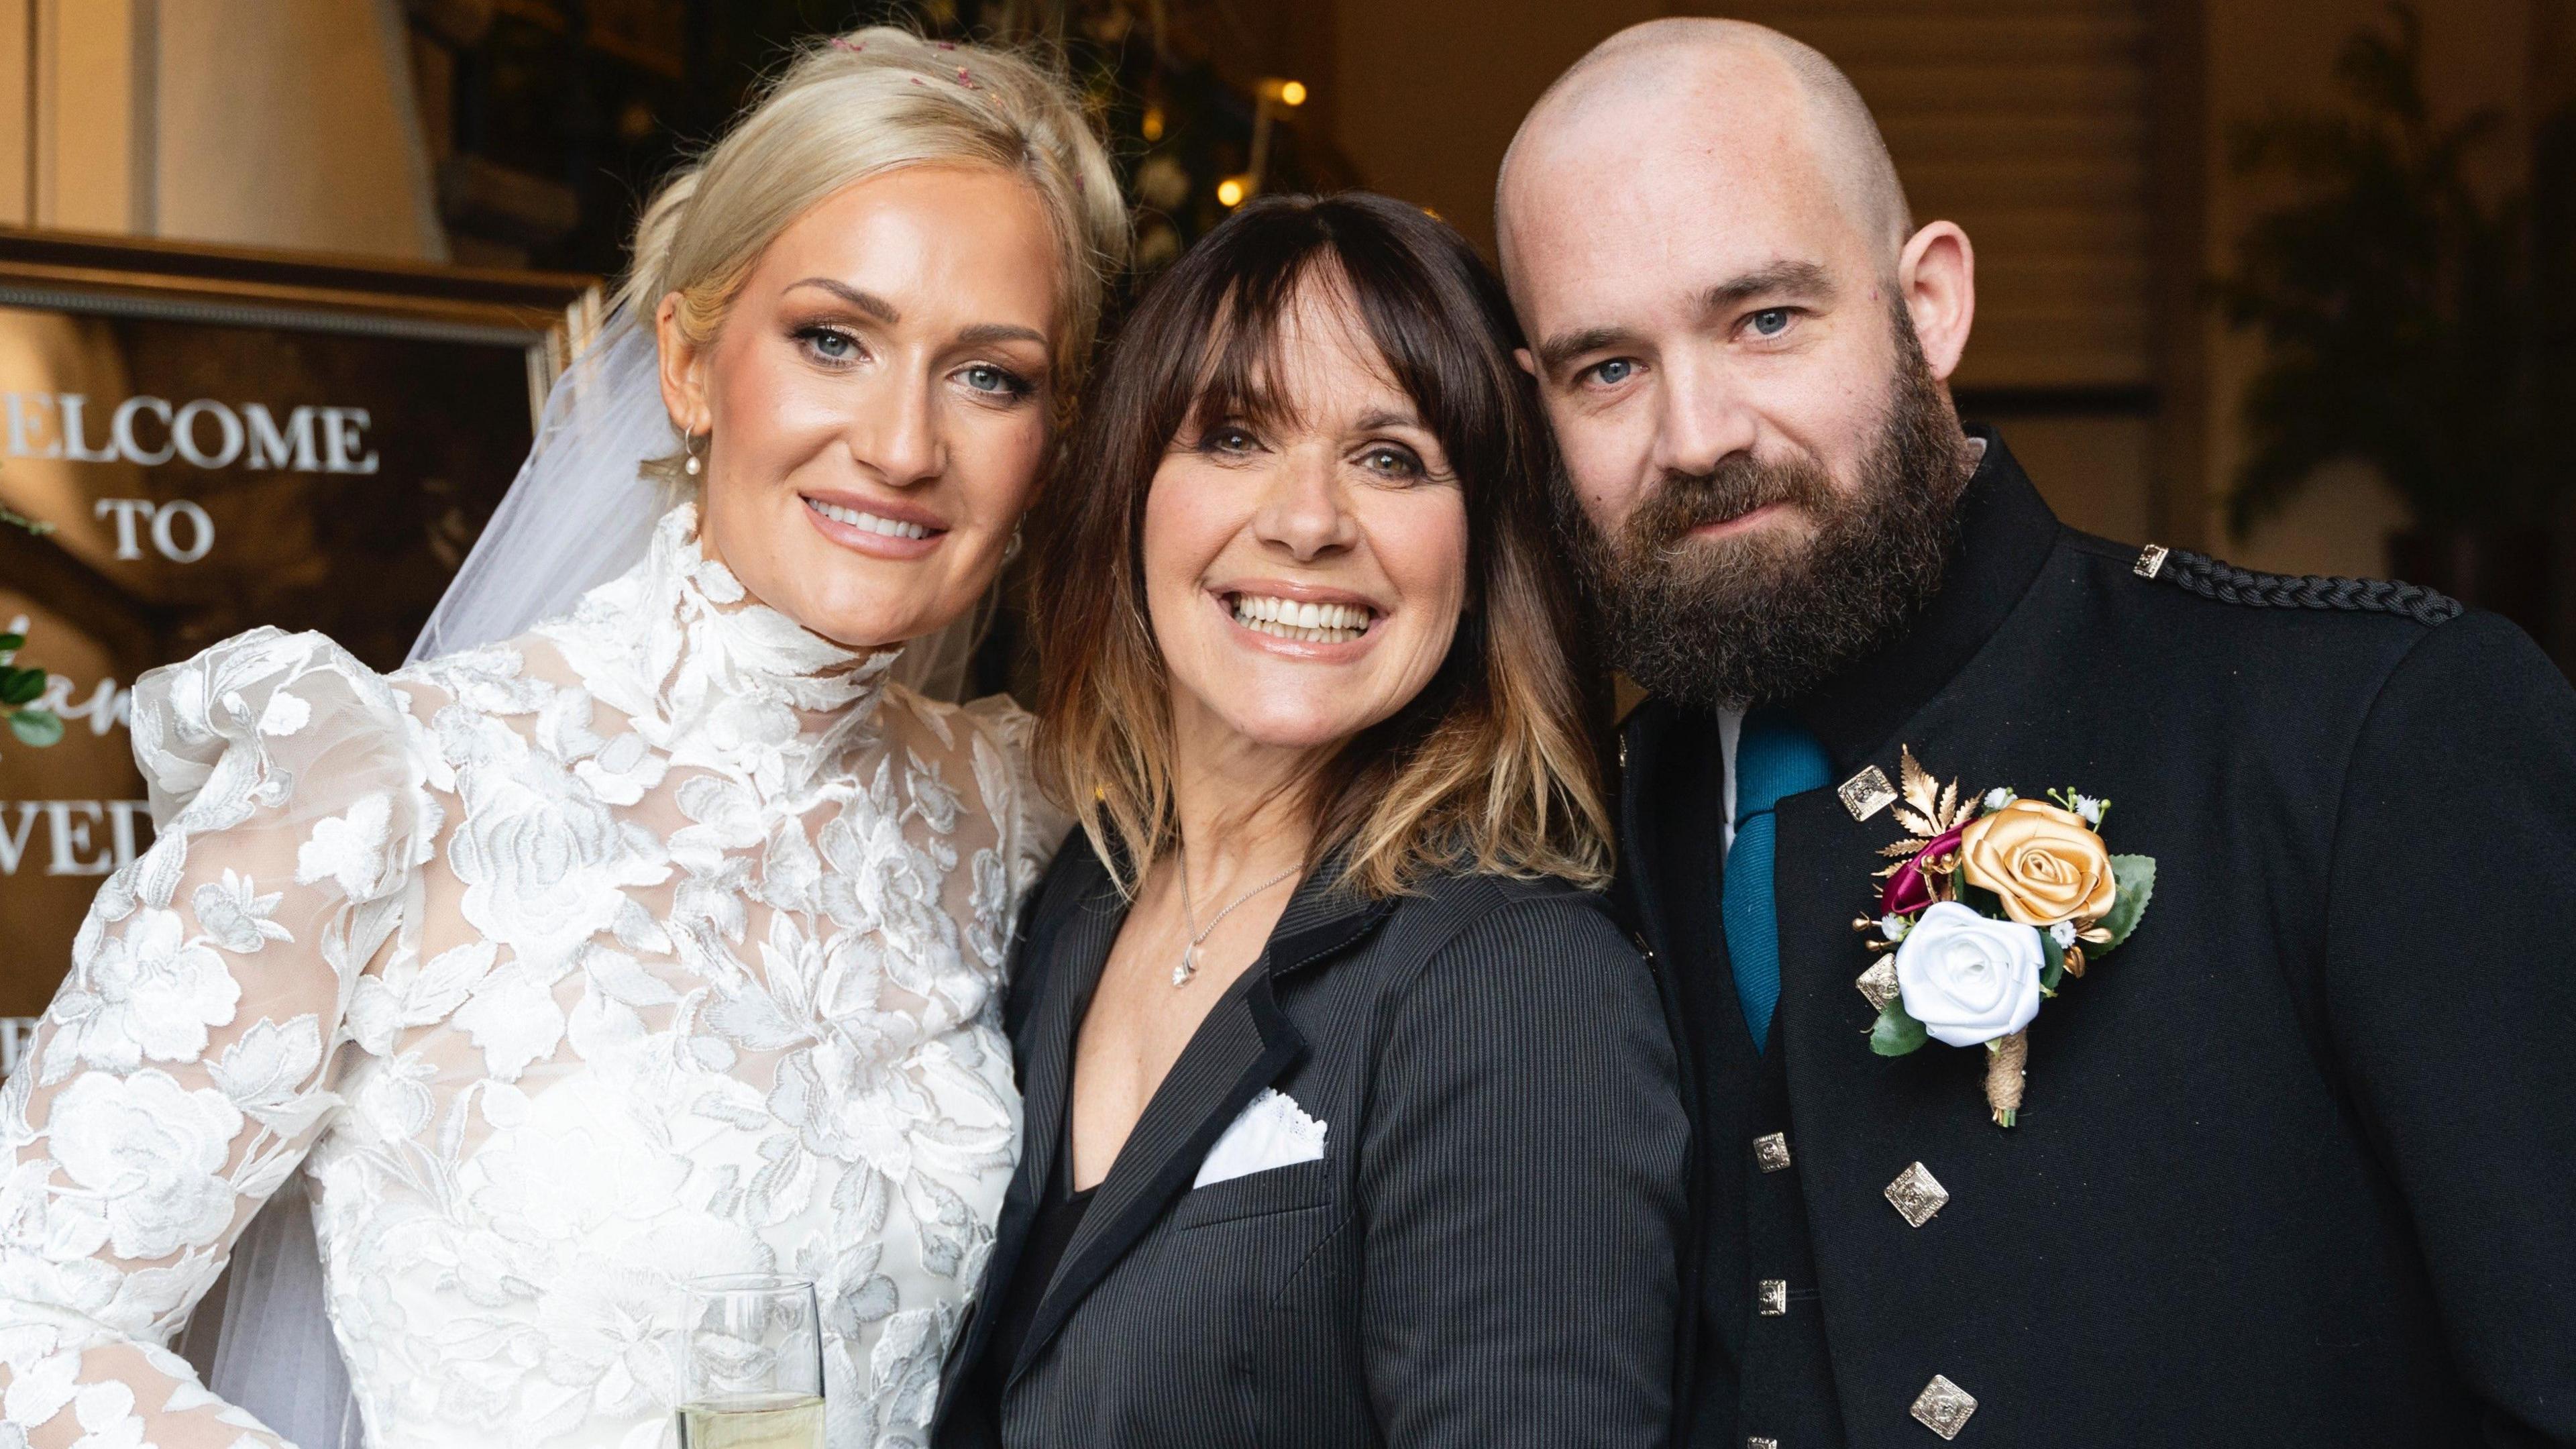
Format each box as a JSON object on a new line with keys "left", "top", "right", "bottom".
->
{"left": 1882, "top": 822, "right": 1968, "bottom": 916}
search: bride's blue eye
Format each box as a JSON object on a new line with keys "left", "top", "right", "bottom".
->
{"left": 960, "top": 364, "right": 1033, "bottom": 398}
{"left": 796, "top": 326, "right": 861, "bottom": 364}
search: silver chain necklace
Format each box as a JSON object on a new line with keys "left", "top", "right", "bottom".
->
{"left": 1171, "top": 843, "right": 1299, "bottom": 988}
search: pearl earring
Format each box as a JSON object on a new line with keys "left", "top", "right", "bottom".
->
{"left": 683, "top": 431, "right": 704, "bottom": 476}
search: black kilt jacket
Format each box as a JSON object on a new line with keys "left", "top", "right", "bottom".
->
{"left": 1625, "top": 431, "right": 2576, "bottom": 1448}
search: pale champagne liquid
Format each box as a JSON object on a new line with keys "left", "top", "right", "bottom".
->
{"left": 676, "top": 1393, "right": 825, "bottom": 1449}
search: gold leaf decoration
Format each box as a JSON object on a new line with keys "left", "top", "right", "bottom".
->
{"left": 1899, "top": 745, "right": 1939, "bottom": 817}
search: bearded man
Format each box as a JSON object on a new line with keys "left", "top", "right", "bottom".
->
{"left": 1498, "top": 19, "right": 2576, "bottom": 1449}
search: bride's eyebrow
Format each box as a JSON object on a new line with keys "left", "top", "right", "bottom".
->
{"left": 786, "top": 279, "right": 1043, "bottom": 352}
{"left": 788, "top": 277, "right": 898, "bottom": 322}
{"left": 957, "top": 322, "right": 1047, "bottom": 349}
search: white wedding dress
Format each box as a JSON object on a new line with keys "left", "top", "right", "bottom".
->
{"left": 0, "top": 502, "right": 1064, "bottom": 1449}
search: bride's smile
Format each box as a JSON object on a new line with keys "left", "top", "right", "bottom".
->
{"left": 801, "top": 490, "right": 947, "bottom": 557}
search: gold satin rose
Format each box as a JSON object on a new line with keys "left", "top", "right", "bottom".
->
{"left": 1957, "top": 798, "right": 2116, "bottom": 926}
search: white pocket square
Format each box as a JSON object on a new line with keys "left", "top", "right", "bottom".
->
{"left": 1193, "top": 1088, "right": 1328, "bottom": 1189}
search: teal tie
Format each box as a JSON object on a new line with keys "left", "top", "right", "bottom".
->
{"left": 1723, "top": 709, "right": 1833, "bottom": 1049}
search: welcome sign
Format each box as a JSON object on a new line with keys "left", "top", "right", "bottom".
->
{"left": 0, "top": 230, "right": 598, "bottom": 1024}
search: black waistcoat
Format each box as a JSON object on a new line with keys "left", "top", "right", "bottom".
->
{"left": 1616, "top": 429, "right": 2576, "bottom": 1449}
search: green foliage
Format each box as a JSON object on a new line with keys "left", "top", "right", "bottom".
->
{"left": 0, "top": 647, "right": 63, "bottom": 749}
{"left": 1870, "top": 998, "right": 1929, "bottom": 1057}
{"left": 2213, "top": 2, "right": 2565, "bottom": 535}
{"left": 2094, "top": 855, "right": 2157, "bottom": 955}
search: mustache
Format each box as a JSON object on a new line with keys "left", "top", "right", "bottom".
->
{"left": 1622, "top": 451, "right": 1842, "bottom": 555}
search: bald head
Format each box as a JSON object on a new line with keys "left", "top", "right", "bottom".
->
{"left": 1498, "top": 19, "right": 1911, "bottom": 278}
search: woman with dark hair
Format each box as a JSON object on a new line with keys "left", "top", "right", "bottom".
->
{"left": 930, "top": 193, "right": 1688, "bottom": 1448}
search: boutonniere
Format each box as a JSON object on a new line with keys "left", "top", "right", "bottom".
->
{"left": 1856, "top": 748, "right": 2155, "bottom": 1126}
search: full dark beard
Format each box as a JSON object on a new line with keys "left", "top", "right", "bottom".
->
{"left": 1570, "top": 317, "right": 1972, "bottom": 712}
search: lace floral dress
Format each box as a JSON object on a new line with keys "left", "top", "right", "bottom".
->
{"left": 0, "top": 504, "right": 1065, "bottom": 1449}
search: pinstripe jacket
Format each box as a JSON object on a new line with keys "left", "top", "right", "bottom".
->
{"left": 929, "top": 840, "right": 1691, "bottom": 1448}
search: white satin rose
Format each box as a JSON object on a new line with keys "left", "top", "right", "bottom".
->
{"left": 1892, "top": 901, "right": 2047, "bottom": 1048}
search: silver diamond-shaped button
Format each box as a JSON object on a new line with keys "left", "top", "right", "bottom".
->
{"left": 1909, "top": 1375, "right": 1977, "bottom": 1439}
{"left": 1757, "top": 1279, "right": 1788, "bottom": 1316}
{"left": 1749, "top": 1439, "right": 1780, "bottom": 1449}
{"left": 1856, "top": 959, "right": 1900, "bottom": 1011}
{"left": 1884, "top": 1161, "right": 1949, "bottom": 1227}
{"left": 1838, "top": 765, "right": 1898, "bottom": 821}
{"left": 1754, "top": 1132, "right": 1792, "bottom": 1173}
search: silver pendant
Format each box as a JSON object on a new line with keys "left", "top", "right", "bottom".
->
{"left": 1171, "top": 945, "right": 1199, "bottom": 988}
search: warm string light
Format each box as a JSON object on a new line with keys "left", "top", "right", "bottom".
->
{"left": 1220, "top": 78, "right": 1309, "bottom": 209}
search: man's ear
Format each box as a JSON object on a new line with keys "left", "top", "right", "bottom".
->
{"left": 1896, "top": 222, "right": 1975, "bottom": 383}
{"left": 654, "top": 292, "right": 712, "bottom": 436}
{"left": 1513, "top": 346, "right": 1538, "bottom": 379}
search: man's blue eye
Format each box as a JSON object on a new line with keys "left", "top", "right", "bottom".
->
{"left": 1750, "top": 309, "right": 1791, "bottom": 337}
{"left": 1592, "top": 359, "right": 1634, "bottom": 386}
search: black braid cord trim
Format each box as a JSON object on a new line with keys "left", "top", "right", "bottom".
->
{"left": 2139, "top": 546, "right": 2464, "bottom": 627}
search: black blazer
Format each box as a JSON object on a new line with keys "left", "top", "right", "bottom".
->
{"left": 932, "top": 842, "right": 1691, "bottom": 1449}
{"left": 1623, "top": 431, "right": 2576, "bottom": 1446}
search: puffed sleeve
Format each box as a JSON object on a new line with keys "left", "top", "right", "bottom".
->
{"left": 0, "top": 628, "right": 435, "bottom": 1449}
{"left": 1358, "top": 894, "right": 1690, "bottom": 1448}
{"left": 2323, "top": 612, "right": 2576, "bottom": 1444}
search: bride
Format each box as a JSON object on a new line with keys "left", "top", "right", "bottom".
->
{"left": 0, "top": 28, "right": 1123, "bottom": 1449}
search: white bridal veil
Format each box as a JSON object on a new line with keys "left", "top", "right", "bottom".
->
{"left": 189, "top": 307, "right": 989, "bottom": 1446}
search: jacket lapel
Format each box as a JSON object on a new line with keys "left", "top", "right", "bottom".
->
{"left": 1007, "top": 856, "right": 1391, "bottom": 1385}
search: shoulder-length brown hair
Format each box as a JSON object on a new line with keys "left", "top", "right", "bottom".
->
{"left": 1030, "top": 192, "right": 1609, "bottom": 897}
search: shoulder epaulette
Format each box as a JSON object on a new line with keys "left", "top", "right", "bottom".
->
{"left": 2131, "top": 544, "right": 2462, "bottom": 626}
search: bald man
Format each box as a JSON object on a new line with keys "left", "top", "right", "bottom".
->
{"left": 1501, "top": 20, "right": 2576, "bottom": 1449}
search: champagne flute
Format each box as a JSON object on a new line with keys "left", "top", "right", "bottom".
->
{"left": 676, "top": 1274, "right": 826, "bottom": 1449}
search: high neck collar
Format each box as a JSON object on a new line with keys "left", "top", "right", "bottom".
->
{"left": 1786, "top": 427, "right": 2063, "bottom": 773}
{"left": 545, "top": 502, "right": 902, "bottom": 791}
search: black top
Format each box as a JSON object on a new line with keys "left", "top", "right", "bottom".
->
{"left": 962, "top": 1119, "right": 1093, "bottom": 1430}
{"left": 932, "top": 853, "right": 1691, "bottom": 1448}
{"left": 1617, "top": 428, "right": 2576, "bottom": 1447}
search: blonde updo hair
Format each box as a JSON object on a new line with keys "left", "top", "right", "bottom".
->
{"left": 621, "top": 26, "right": 1128, "bottom": 432}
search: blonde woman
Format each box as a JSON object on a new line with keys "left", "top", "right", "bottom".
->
{"left": 932, "top": 195, "right": 1688, "bottom": 1446}
{"left": 0, "top": 28, "right": 1124, "bottom": 1449}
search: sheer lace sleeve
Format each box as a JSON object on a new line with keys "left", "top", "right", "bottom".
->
{"left": 958, "top": 694, "right": 1071, "bottom": 931}
{"left": 0, "top": 629, "right": 433, "bottom": 1449}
